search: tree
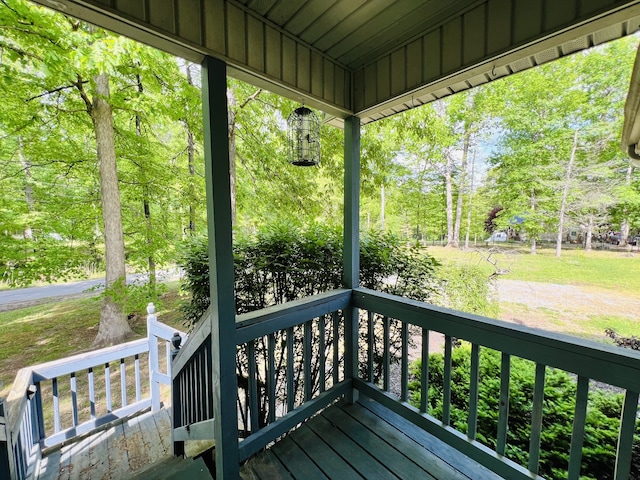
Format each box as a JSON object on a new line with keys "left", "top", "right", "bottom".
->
{"left": 0, "top": 1, "right": 199, "bottom": 344}
{"left": 484, "top": 38, "right": 637, "bottom": 254}
{"left": 86, "top": 71, "right": 132, "bottom": 345}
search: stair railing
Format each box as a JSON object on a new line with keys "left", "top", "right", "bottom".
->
{"left": 1, "top": 303, "right": 184, "bottom": 480}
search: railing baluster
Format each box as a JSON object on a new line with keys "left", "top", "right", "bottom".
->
{"left": 468, "top": 343, "right": 480, "bottom": 440}
{"left": 206, "top": 343, "right": 213, "bottom": 419}
{"left": 304, "top": 320, "right": 312, "bottom": 401}
{"left": 149, "top": 330, "right": 160, "bottom": 412}
{"left": 318, "top": 317, "right": 326, "bottom": 393}
{"left": 286, "top": 326, "right": 294, "bottom": 413}
{"left": 201, "top": 348, "right": 207, "bottom": 422}
{"left": 568, "top": 376, "right": 589, "bottom": 480}
{"left": 172, "top": 370, "right": 184, "bottom": 456}
{"left": 183, "top": 366, "right": 189, "bottom": 425}
{"left": 420, "top": 328, "right": 429, "bottom": 413}
{"left": 188, "top": 361, "right": 194, "bottom": 425}
{"left": 200, "top": 348, "right": 206, "bottom": 422}
{"left": 614, "top": 390, "right": 639, "bottom": 480}
{"left": 52, "top": 377, "right": 60, "bottom": 432}
{"left": 166, "top": 340, "right": 171, "bottom": 374}
{"left": 401, "top": 321, "right": 408, "bottom": 402}
{"left": 528, "top": 363, "right": 546, "bottom": 473}
{"left": 120, "top": 358, "right": 127, "bottom": 408}
{"left": 105, "top": 362, "right": 112, "bottom": 413}
{"left": 180, "top": 370, "right": 186, "bottom": 426}
{"left": 332, "top": 311, "right": 339, "bottom": 385}
{"left": 87, "top": 367, "right": 96, "bottom": 420}
{"left": 70, "top": 372, "right": 78, "bottom": 427}
{"left": 497, "top": 353, "right": 511, "bottom": 455}
{"left": 248, "top": 341, "right": 259, "bottom": 432}
{"left": 34, "top": 383, "right": 45, "bottom": 441}
{"left": 134, "top": 354, "right": 141, "bottom": 402}
{"left": 443, "top": 335, "right": 452, "bottom": 426}
{"left": 382, "top": 316, "right": 390, "bottom": 392}
{"left": 194, "top": 350, "right": 201, "bottom": 423}
{"left": 367, "top": 311, "right": 374, "bottom": 382}
{"left": 26, "top": 398, "right": 34, "bottom": 447}
{"left": 268, "top": 333, "right": 276, "bottom": 423}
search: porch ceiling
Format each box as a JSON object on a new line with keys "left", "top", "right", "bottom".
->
{"left": 33, "top": 0, "right": 640, "bottom": 125}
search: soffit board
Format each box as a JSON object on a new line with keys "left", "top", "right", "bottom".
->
{"left": 31, "top": 0, "right": 640, "bottom": 124}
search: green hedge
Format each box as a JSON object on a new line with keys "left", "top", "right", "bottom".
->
{"left": 179, "top": 223, "right": 443, "bottom": 325}
{"left": 409, "top": 346, "right": 640, "bottom": 480}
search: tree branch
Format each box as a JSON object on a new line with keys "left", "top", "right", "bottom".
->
{"left": 27, "top": 81, "right": 89, "bottom": 102}
{"left": 74, "top": 74, "right": 92, "bottom": 114}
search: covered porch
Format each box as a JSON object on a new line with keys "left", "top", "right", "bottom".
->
{"left": 5, "top": 1, "right": 640, "bottom": 479}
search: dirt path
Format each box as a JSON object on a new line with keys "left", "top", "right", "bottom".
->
{"left": 496, "top": 279, "right": 640, "bottom": 317}
{"left": 495, "top": 279, "right": 640, "bottom": 337}
{"left": 416, "top": 279, "right": 640, "bottom": 357}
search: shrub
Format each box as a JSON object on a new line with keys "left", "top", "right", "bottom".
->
{"left": 408, "top": 346, "right": 640, "bottom": 480}
{"left": 179, "top": 223, "right": 443, "bottom": 325}
{"left": 435, "top": 262, "right": 498, "bottom": 317}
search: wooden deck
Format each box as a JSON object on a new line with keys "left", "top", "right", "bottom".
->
{"left": 36, "top": 408, "right": 182, "bottom": 479}
{"left": 241, "top": 397, "right": 503, "bottom": 480}
{"left": 32, "top": 397, "right": 504, "bottom": 479}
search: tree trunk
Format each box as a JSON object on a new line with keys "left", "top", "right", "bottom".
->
{"left": 555, "top": 130, "right": 578, "bottom": 258}
{"left": 229, "top": 126, "right": 237, "bottom": 226}
{"left": 380, "top": 183, "right": 385, "bottom": 230}
{"left": 530, "top": 188, "right": 537, "bottom": 255}
{"left": 620, "top": 164, "right": 633, "bottom": 247}
{"left": 91, "top": 73, "right": 133, "bottom": 346}
{"left": 585, "top": 216, "right": 594, "bottom": 251}
{"left": 18, "top": 137, "right": 34, "bottom": 240}
{"left": 143, "top": 192, "right": 156, "bottom": 286}
{"left": 187, "top": 129, "right": 196, "bottom": 233}
{"left": 136, "top": 73, "right": 156, "bottom": 287}
{"left": 444, "top": 150, "right": 454, "bottom": 247}
{"left": 464, "top": 148, "right": 476, "bottom": 250}
{"left": 227, "top": 88, "right": 237, "bottom": 226}
{"left": 453, "top": 132, "right": 470, "bottom": 248}
{"left": 186, "top": 64, "right": 197, "bottom": 234}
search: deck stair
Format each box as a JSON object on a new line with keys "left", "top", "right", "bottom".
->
{"left": 35, "top": 408, "right": 186, "bottom": 480}
{"left": 131, "top": 454, "right": 210, "bottom": 479}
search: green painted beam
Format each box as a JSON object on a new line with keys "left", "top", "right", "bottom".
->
{"left": 201, "top": 55, "right": 239, "bottom": 479}
{"left": 343, "top": 116, "right": 360, "bottom": 290}
{"left": 344, "top": 116, "right": 360, "bottom": 403}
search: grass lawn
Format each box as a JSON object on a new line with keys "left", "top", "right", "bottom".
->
{"left": 0, "top": 285, "right": 187, "bottom": 397}
{"left": 427, "top": 244, "right": 640, "bottom": 345}
{"left": 426, "top": 245, "right": 640, "bottom": 296}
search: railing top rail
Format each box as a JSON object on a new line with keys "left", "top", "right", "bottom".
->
{"left": 5, "top": 367, "right": 34, "bottom": 436}
{"left": 353, "top": 287, "right": 640, "bottom": 391}
{"left": 31, "top": 338, "right": 148, "bottom": 382}
{"left": 235, "top": 289, "right": 351, "bottom": 344}
{"left": 172, "top": 307, "right": 212, "bottom": 375}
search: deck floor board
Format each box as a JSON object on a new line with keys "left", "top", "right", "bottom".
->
{"left": 306, "top": 414, "right": 395, "bottom": 478}
{"left": 242, "top": 399, "right": 504, "bottom": 480}
{"left": 360, "top": 398, "right": 499, "bottom": 480}
{"left": 271, "top": 435, "right": 329, "bottom": 479}
{"left": 289, "top": 425, "right": 364, "bottom": 480}
{"left": 321, "top": 406, "right": 437, "bottom": 480}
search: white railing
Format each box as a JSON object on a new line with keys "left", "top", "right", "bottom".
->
{"left": 1, "top": 303, "right": 185, "bottom": 480}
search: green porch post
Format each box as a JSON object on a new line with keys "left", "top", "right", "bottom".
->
{"left": 344, "top": 116, "right": 360, "bottom": 401}
{"left": 201, "top": 56, "right": 239, "bottom": 478}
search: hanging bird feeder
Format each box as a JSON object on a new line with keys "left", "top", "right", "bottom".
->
{"left": 287, "top": 106, "right": 320, "bottom": 166}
